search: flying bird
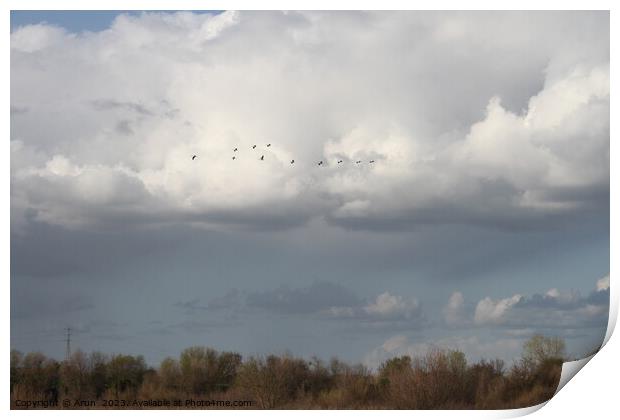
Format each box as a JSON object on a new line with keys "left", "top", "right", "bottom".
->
{"left": 232, "top": 156, "right": 236, "bottom": 160}
{"left": 356, "top": 160, "right": 362, "bottom": 164}
{"left": 192, "top": 155, "right": 197, "bottom": 160}
{"left": 337, "top": 160, "right": 343, "bottom": 164}
{"left": 369, "top": 160, "right": 375, "bottom": 163}
{"left": 252, "top": 145, "right": 257, "bottom": 149}
{"left": 267, "top": 143, "right": 272, "bottom": 147}
{"left": 290, "top": 159, "right": 295, "bottom": 164}
{"left": 318, "top": 161, "right": 324, "bottom": 166}
{"left": 260, "top": 155, "right": 265, "bottom": 161}
{"left": 233, "top": 148, "right": 238, "bottom": 152}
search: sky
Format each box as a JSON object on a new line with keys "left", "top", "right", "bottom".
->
{"left": 10, "top": 10, "right": 609, "bottom": 368}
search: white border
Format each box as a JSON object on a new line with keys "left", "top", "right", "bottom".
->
{"left": 0, "top": 0, "right": 615, "bottom": 11}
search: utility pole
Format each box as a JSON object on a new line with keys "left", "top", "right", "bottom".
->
{"left": 65, "top": 327, "right": 71, "bottom": 361}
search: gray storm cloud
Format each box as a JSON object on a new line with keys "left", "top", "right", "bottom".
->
{"left": 10, "top": 11, "right": 609, "bottom": 233}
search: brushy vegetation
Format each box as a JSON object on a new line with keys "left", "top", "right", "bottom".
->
{"left": 11, "top": 335, "right": 565, "bottom": 409}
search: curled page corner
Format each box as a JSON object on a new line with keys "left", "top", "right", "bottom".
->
{"left": 509, "top": 356, "right": 596, "bottom": 418}
{"left": 554, "top": 276, "right": 616, "bottom": 397}
{"left": 601, "top": 280, "right": 617, "bottom": 348}
{"left": 498, "top": 401, "right": 548, "bottom": 418}
{"left": 554, "top": 354, "right": 595, "bottom": 396}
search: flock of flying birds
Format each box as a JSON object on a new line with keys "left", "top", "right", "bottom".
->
{"left": 191, "top": 143, "right": 377, "bottom": 166}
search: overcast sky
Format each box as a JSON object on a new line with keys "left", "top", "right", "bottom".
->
{"left": 10, "top": 11, "right": 609, "bottom": 367}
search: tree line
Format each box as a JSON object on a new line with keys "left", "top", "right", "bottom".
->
{"left": 11, "top": 334, "right": 566, "bottom": 409}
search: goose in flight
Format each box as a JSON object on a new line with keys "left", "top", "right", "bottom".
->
{"left": 356, "top": 160, "right": 362, "bottom": 164}
{"left": 337, "top": 160, "right": 343, "bottom": 164}
{"left": 260, "top": 155, "right": 265, "bottom": 161}
{"left": 252, "top": 145, "right": 257, "bottom": 149}
{"left": 369, "top": 160, "right": 375, "bottom": 163}
{"left": 192, "top": 155, "right": 197, "bottom": 160}
{"left": 233, "top": 148, "right": 238, "bottom": 152}
{"left": 232, "top": 156, "right": 236, "bottom": 160}
{"left": 267, "top": 143, "right": 272, "bottom": 147}
{"left": 290, "top": 159, "right": 295, "bottom": 164}
{"left": 318, "top": 161, "right": 324, "bottom": 166}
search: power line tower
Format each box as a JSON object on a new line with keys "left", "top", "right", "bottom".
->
{"left": 65, "top": 327, "right": 71, "bottom": 361}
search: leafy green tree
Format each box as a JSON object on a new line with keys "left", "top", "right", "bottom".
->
{"left": 10, "top": 350, "right": 23, "bottom": 393}
{"left": 60, "top": 350, "right": 90, "bottom": 399}
{"left": 89, "top": 352, "right": 108, "bottom": 398}
{"left": 179, "top": 346, "right": 219, "bottom": 394}
{"left": 178, "top": 347, "right": 242, "bottom": 395}
{"left": 236, "top": 354, "right": 309, "bottom": 408}
{"left": 106, "top": 354, "right": 147, "bottom": 398}
{"left": 17, "top": 352, "right": 60, "bottom": 400}
{"left": 159, "top": 357, "right": 182, "bottom": 392}
{"left": 522, "top": 335, "right": 566, "bottom": 369}
{"left": 379, "top": 355, "right": 412, "bottom": 379}
{"left": 215, "top": 351, "right": 242, "bottom": 392}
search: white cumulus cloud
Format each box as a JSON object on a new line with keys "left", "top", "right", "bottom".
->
{"left": 10, "top": 11, "right": 609, "bottom": 232}
{"left": 474, "top": 295, "right": 523, "bottom": 325}
{"left": 443, "top": 291, "right": 466, "bottom": 326}
{"left": 596, "top": 274, "right": 610, "bottom": 291}
{"left": 327, "top": 291, "right": 423, "bottom": 324}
